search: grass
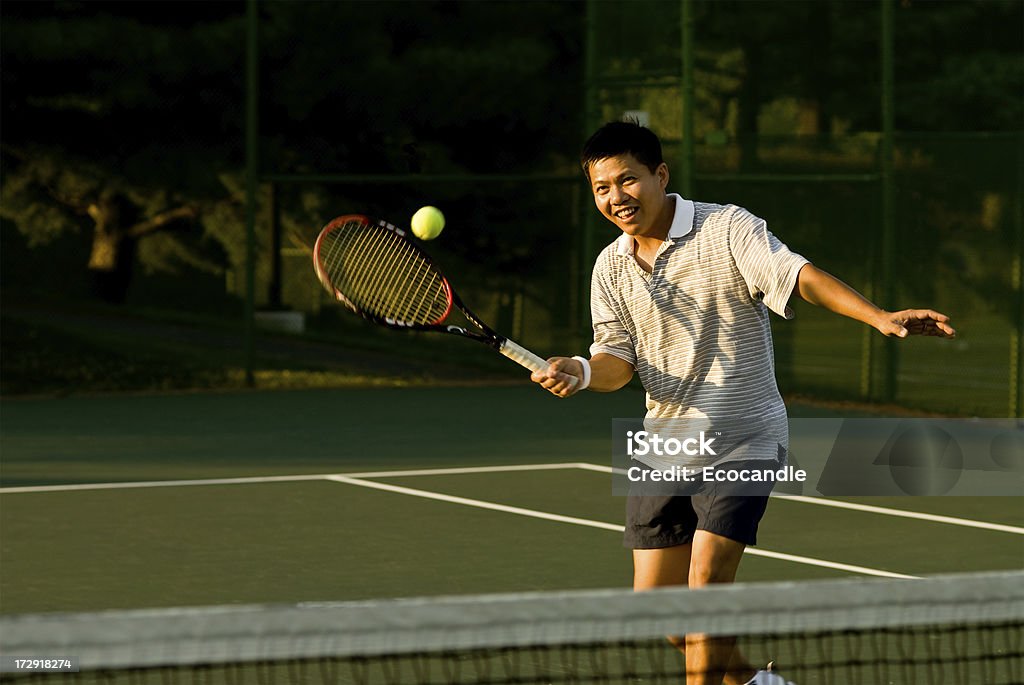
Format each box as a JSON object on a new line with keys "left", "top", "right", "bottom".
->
{"left": 1, "top": 313, "right": 230, "bottom": 395}
{"left": 0, "top": 297, "right": 518, "bottom": 397}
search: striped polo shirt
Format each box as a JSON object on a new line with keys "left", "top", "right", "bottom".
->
{"left": 590, "top": 194, "right": 809, "bottom": 467}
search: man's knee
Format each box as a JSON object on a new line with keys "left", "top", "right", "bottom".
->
{"left": 688, "top": 559, "right": 737, "bottom": 587}
{"left": 632, "top": 545, "right": 692, "bottom": 590}
{"left": 688, "top": 531, "right": 745, "bottom": 587}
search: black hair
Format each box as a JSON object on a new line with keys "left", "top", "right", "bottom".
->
{"left": 580, "top": 119, "right": 664, "bottom": 181}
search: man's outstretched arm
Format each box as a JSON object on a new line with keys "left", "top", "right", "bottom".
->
{"left": 793, "top": 264, "right": 956, "bottom": 338}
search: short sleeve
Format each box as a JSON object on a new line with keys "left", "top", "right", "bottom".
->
{"left": 728, "top": 207, "right": 809, "bottom": 319}
{"left": 588, "top": 260, "right": 637, "bottom": 367}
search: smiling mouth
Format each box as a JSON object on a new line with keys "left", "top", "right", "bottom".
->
{"left": 614, "top": 207, "right": 638, "bottom": 220}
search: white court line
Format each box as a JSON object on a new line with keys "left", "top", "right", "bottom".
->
{"left": 772, "top": 494, "right": 1024, "bottom": 536}
{"left": 332, "top": 463, "right": 596, "bottom": 479}
{"left": 575, "top": 463, "right": 1024, "bottom": 536}
{"left": 0, "top": 474, "right": 329, "bottom": 494}
{"left": 327, "top": 475, "right": 624, "bottom": 531}
{"left": 326, "top": 475, "right": 918, "bottom": 580}
{"left": 5, "top": 462, "right": 1019, "bottom": 536}
{"left": 742, "top": 549, "right": 916, "bottom": 579}
{"left": 2, "top": 463, "right": 923, "bottom": 577}
{"left": 0, "top": 463, "right": 591, "bottom": 495}
{"left": 4, "top": 460, "right": 1015, "bottom": 545}
{"left": 5, "top": 461, "right": 1019, "bottom": 535}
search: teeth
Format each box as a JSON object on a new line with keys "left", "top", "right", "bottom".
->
{"left": 616, "top": 207, "right": 637, "bottom": 219}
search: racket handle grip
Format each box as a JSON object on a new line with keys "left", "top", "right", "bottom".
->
{"left": 499, "top": 339, "right": 578, "bottom": 389}
{"left": 499, "top": 338, "right": 548, "bottom": 372}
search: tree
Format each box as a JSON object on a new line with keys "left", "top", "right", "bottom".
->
{"left": 2, "top": 1, "right": 586, "bottom": 305}
{"left": 2, "top": 1, "right": 247, "bottom": 303}
{"left": 693, "top": 0, "right": 1022, "bottom": 151}
{"left": 2, "top": 146, "right": 204, "bottom": 302}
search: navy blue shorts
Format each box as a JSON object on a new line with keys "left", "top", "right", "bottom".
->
{"left": 623, "top": 492, "right": 770, "bottom": 548}
{"left": 622, "top": 456, "right": 780, "bottom": 549}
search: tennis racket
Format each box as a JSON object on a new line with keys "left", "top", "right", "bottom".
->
{"left": 313, "top": 214, "right": 570, "bottom": 384}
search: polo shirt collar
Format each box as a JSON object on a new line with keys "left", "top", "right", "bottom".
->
{"left": 614, "top": 194, "right": 695, "bottom": 256}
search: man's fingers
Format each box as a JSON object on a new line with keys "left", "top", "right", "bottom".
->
{"left": 544, "top": 371, "right": 578, "bottom": 397}
{"left": 540, "top": 359, "right": 582, "bottom": 397}
{"left": 901, "top": 308, "right": 949, "bottom": 322}
{"left": 529, "top": 357, "right": 584, "bottom": 398}
{"left": 888, "top": 309, "right": 956, "bottom": 338}
{"left": 905, "top": 320, "right": 956, "bottom": 337}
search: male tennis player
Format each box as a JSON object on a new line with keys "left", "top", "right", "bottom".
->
{"left": 531, "top": 121, "right": 955, "bottom": 685}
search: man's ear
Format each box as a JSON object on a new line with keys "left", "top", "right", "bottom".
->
{"left": 657, "top": 163, "right": 670, "bottom": 190}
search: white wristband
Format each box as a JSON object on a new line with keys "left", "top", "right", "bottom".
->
{"left": 571, "top": 356, "right": 591, "bottom": 391}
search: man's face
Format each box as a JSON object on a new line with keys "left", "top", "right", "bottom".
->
{"left": 588, "top": 153, "right": 670, "bottom": 239}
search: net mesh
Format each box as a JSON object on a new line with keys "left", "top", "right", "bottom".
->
{"left": 315, "top": 218, "right": 451, "bottom": 326}
{"left": 1, "top": 571, "right": 1020, "bottom": 684}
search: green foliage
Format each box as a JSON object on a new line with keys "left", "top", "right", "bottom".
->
{"left": 601, "top": 0, "right": 1023, "bottom": 140}
{"left": 257, "top": 1, "right": 583, "bottom": 175}
{"left": 2, "top": 1, "right": 586, "bottom": 301}
{"left": 2, "top": 3, "right": 1020, "bottom": 390}
{"left": 2, "top": 2, "right": 245, "bottom": 298}
{"left": 0, "top": 169, "right": 79, "bottom": 246}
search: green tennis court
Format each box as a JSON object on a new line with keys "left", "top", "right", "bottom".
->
{"left": 2, "top": 386, "right": 1021, "bottom": 615}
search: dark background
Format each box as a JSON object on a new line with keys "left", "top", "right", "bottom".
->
{"left": 2, "top": 0, "right": 1022, "bottom": 416}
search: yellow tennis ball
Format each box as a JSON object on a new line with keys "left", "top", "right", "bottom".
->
{"left": 411, "top": 206, "right": 445, "bottom": 240}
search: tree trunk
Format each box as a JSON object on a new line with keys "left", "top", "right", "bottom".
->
{"left": 88, "top": 223, "right": 119, "bottom": 271}
{"left": 84, "top": 194, "right": 195, "bottom": 303}
{"left": 87, "top": 195, "right": 137, "bottom": 303}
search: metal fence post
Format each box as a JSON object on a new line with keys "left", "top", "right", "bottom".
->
{"left": 244, "top": 0, "right": 259, "bottom": 387}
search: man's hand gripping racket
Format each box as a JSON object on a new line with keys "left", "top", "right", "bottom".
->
{"left": 312, "top": 215, "right": 578, "bottom": 392}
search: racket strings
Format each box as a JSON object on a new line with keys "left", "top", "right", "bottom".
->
{"left": 317, "top": 220, "right": 450, "bottom": 325}
{"left": 352, "top": 227, "right": 404, "bottom": 311}
{"left": 399, "top": 253, "right": 440, "bottom": 323}
{"left": 362, "top": 229, "right": 439, "bottom": 324}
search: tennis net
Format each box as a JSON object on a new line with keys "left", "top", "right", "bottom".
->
{"left": 0, "top": 571, "right": 1020, "bottom": 684}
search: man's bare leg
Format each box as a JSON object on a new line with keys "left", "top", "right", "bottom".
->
{"left": 633, "top": 533, "right": 758, "bottom": 685}
{"left": 685, "top": 531, "right": 758, "bottom": 685}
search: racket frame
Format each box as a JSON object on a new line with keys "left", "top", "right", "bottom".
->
{"left": 313, "top": 215, "right": 546, "bottom": 368}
